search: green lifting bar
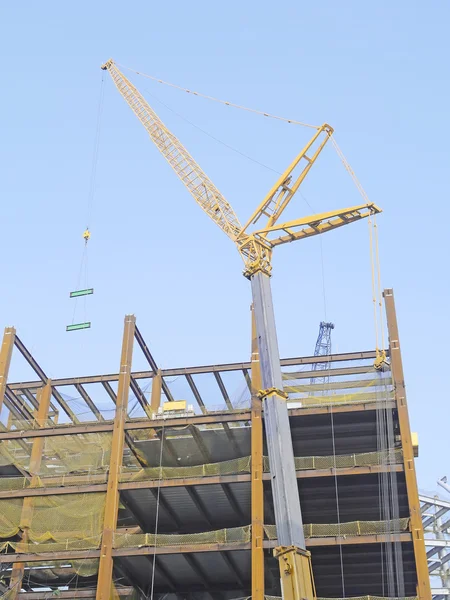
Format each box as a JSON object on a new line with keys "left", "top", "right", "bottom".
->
{"left": 70, "top": 288, "right": 94, "bottom": 298}
{"left": 66, "top": 322, "right": 91, "bottom": 332}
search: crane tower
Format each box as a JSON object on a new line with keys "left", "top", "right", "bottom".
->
{"left": 101, "top": 59, "right": 381, "bottom": 600}
{"left": 310, "top": 321, "right": 334, "bottom": 390}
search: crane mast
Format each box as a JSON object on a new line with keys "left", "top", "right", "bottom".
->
{"left": 102, "top": 58, "right": 381, "bottom": 600}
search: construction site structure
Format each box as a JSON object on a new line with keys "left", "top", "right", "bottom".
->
{"left": 100, "top": 59, "right": 382, "bottom": 599}
{"left": 421, "top": 478, "right": 450, "bottom": 598}
{"left": 0, "top": 288, "right": 431, "bottom": 599}
{"left": 311, "top": 322, "right": 334, "bottom": 391}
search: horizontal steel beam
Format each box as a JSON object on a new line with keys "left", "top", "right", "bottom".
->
{"left": 0, "top": 464, "right": 404, "bottom": 498}
{"left": 0, "top": 399, "right": 387, "bottom": 442}
{"left": 420, "top": 494, "right": 450, "bottom": 510}
{"left": 8, "top": 350, "right": 380, "bottom": 390}
{"left": 18, "top": 591, "right": 135, "bottom": 600}
{"left": 424, "top": 539, "right": 450, "bottom": 548}
{"left": 0, "top": 530, "right": 409, "bottom": 563}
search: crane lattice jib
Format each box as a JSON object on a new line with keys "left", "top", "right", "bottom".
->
{"left": 102, "top": 60, "right": 243, "bottom": 243}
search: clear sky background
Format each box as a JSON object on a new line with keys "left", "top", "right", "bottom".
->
{"left": 0, "top": 1, "right": 448, "bottom": 492}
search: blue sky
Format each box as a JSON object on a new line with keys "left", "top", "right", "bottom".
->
{"left": 0, "top": 1, "right": 448, "bottom": 491}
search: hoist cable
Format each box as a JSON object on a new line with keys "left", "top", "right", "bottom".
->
{"left": 373, "top": 215, "right": 386, "bottom": 351}
{"left": 86, "top": 74, "right": 105, "bottom": 228}
{"left": 141, "top": 86, "right": 282, "bottom": 175}
{"left": 368, "top": 216, "right": 380, "bottom": 353}
{"left": 119, "top": 63, "right": 375, "bottom": 214}
{"left": 69, "top": 74, "right": 104, "bottom": 329}
{"left": 117, "top": 62, "right": 320, "bottom": 129}
{"left": 150, "top": 423, "right": 165, "bottom": 600}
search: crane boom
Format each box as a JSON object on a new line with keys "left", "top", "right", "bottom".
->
{"left": 101, "top": 59, "right": 243, "bottom": 242}
{"left": 102, "top": 58, "right": 382, "bottom": 600}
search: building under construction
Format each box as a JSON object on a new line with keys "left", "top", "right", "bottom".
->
{"left": 0, "top": 288, "right": 430, "bottom": 599}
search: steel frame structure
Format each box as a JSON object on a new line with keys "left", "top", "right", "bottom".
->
{"left": 420, "top": 491, "right": 450, "bottom": 599}
{"left": 0, "top": 289, "right": 431, "bottom": 599}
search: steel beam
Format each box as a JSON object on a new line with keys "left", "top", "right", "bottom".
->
{"left": 220, "top": 550, "right": 245, "bottom": 587}
{"left": 144, "top": 554, "right": 177, "bottom": 590}
{"left": 214, "top": 372, "right": 234, "bottom": 410}
{"left": 251, "top": 271, "right": 304, "bottom": 549}
{"left": 96, "top": 315, "right": 136, "bottom": 600}
{"left": 17, "top": 591, "right": 135, "bottom": 600}
{"left": 75, "top": 383, "right": 105, "bottom": 421}
{"left": 0, "top": 531, "right": 414, "bottom": 564}
{"left": 186, "top": 374, "right": 207, "bottom": 414}
{"left": 0, "top": 398, "right": 387, "bottom": 445}
{"left": 102, "top": 381, "right": 117, "bottom": 404}
{"left": 134, "top": 325, "right": 174, "bottom": 401}
{"left": 129, "top": 376, "right": 149, "bottom": 412}
{"left": 250, "top": 306, "right": 264, "bottom": 600}
{"left": 9, "top": 383, "right": 52, "bottom": 599}
{"left": 151, "top": 369, "right": 162, "bottom": 414}
{"left": 14, "top": 335, "right": 79, "bottom": 423}
{"left": 0, "top": 463, "right": 403, "bottom": 499}
{"left": 7, "top": 350, "right": 379, "bottom": 390}
{"left": 384, "top": 288, "right": 431, "bottom": 600}
{"left": 149, "top": 487, "right": 183, "bottom": 529}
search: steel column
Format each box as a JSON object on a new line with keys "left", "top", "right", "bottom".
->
{"left": 384, "top": 288, "right": 431, "bottom": 600}
{"left": 96, "top": 315, "right": 136, "bottom": 600}
{"left": 251, "top": 306, "right": 265, "bottom": 600}
{"left": 9, "top": 382, "right": 52, "bottom": 598}
{"left": 151, "top": 369, "right": 162, "bottom": 414}
{"left": 251, "top": 271, "right": 305, "bottom": 549}
{"left": 0, "top": 326, "right": 15, "bottom": 414}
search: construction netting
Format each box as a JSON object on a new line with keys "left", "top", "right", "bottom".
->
{"left": 0, "top": 448, "right": 403, "bottom": 492}
{"left": 283, "top": 371, "right": 394, "bottom": 408}
{"left": 0, "top": 518, "right": 409, "bottom": 555}
{"left": 113, "top": 518, "right": 409, "bottom": 551}
{"left": 0, "top": 432, "right": 112, "bottom": 476}
{"left": 264, "top": 518, "right": 409, "bottom": 540}
{"left": 121, "top": 455, "right": 252, "bottom": 482}
{"left": 0, "top": 492, "right": 105, "bottom": 542}
{"left": 236, "top": 597, "right": 418, "bottom": 600}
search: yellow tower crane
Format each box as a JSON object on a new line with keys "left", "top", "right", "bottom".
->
{"left": 101, "top": 58, "right": 381, "bottom": 600}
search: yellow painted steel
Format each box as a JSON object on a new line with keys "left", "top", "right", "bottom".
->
{"left": 150, "top": 369, "right": 162, "bottom": 414}
{"left": 251, "top": 306, "right": 265, "bottom": 600}
{"left": 162, "top": 400, "right": 186, "bottom": 412}
{"left": 0, "top": 326, "right": 15, "bottom": 415}
{"left": 0, "top": 449, "right": 402, "bottom": 494}
{"left": 275, "top": 546, "right": 316, "bottom": 600}
{"left": 9, "top": 383, "right": 52, "bottom": 598}
{"left": 384, "top": 289, "right": 432, "bottom": 600}
{"left": 96, "top": 315, "right": 136, "bottom": 600}
{"left": 101, "top": 59, "right": 381, "bottom": 278}
{"left": 101, "top": 59, "right": 383, "bottom": 598}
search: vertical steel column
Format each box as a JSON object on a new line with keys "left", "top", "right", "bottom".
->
{"left": 251, "top": 272, "right": 305, "bottom": 548}
{"left": 251, "top": 306, "right": 265, "bottom": 600}
{"left": 96, "top": 315, "right": 136, "bottom": 600}
{"left": 151, "top": 369, "right": 162, "bottom": 414}
{"left": 9, "top": 382, "right": 52, "bottom": 598}
{"left": 384, "top": 288, "right": 431, "bottom": 600}
{"left": 0, "top": 326, "right": 16, "bottom": 414}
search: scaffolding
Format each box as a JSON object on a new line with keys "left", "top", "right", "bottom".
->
{"left": 0, "top": 289, "right": 430, "bottom": 599}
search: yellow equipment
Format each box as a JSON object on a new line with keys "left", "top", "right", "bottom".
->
{"left": 102, "top": 58, "right": 381, "bottom": 600}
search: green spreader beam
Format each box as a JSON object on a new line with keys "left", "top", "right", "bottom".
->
{"left": 67, "top": 289, "right": 94, "bottom": 331}
{"left": 66, "top": 322, "right": 91, "bottom": 332}
{"left": 70, "top": 288, "right": 94, "bottom": 298}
